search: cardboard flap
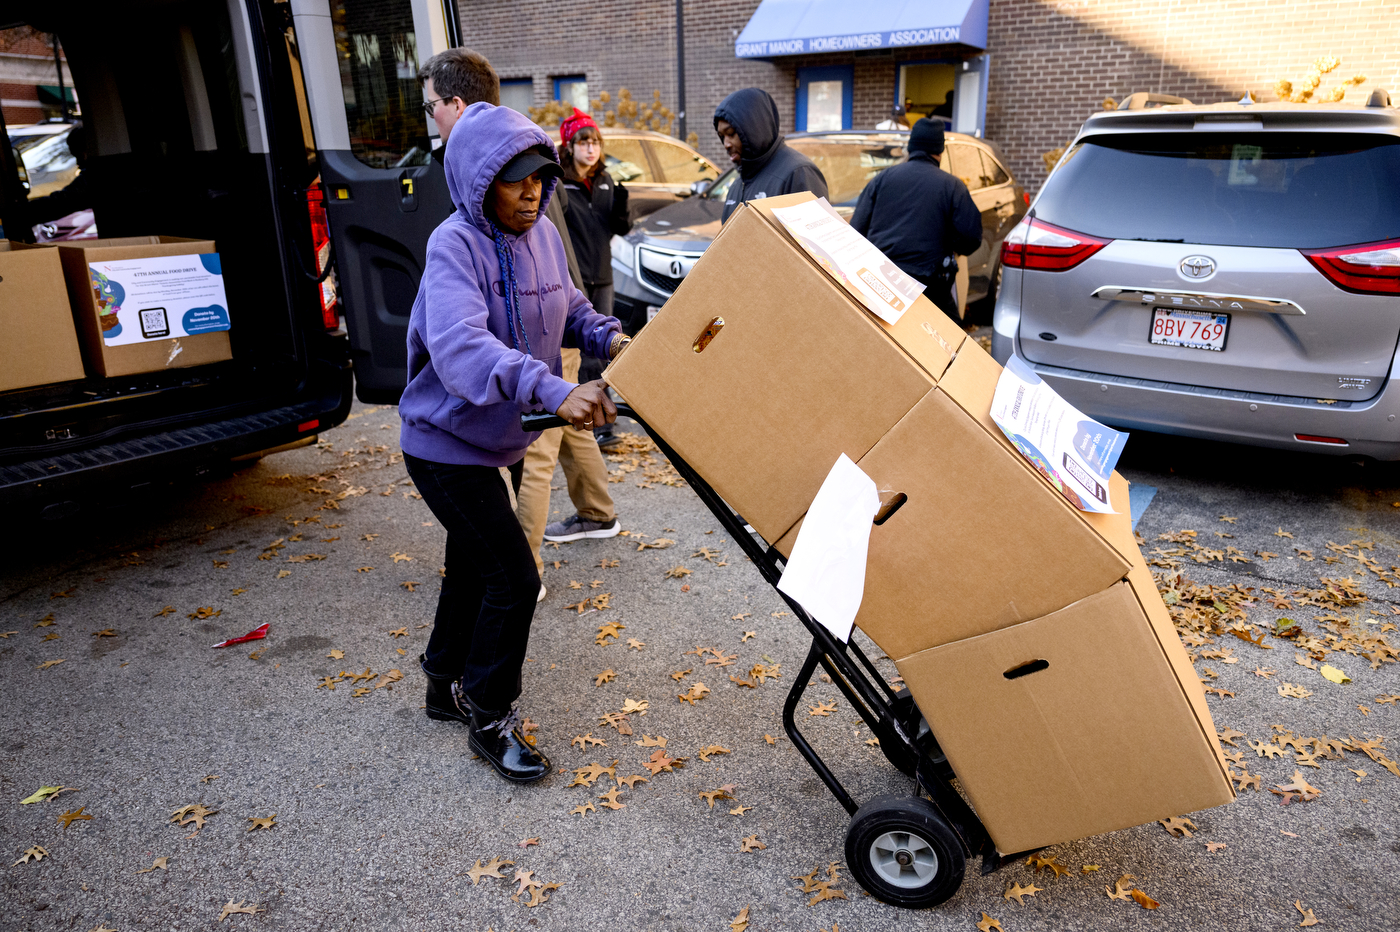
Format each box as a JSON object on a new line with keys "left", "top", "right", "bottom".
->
{"left": 896, "top": 582, "right": 1234, "bottom": 853}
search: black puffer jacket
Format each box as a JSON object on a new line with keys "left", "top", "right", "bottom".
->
{"left": 713, "top": 88, "right": 827, "bottom": 223}
{"left": 560, "top": 172, "right": 630, "bottom": 286}
{"left": 851, "top": 154, "right": 982, "bottom": 286}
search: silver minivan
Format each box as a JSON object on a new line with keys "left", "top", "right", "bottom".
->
{"left": 992, "top": 94, "right": 1400, "bottom": 458}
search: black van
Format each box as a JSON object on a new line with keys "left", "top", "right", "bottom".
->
{"left": 0, "top": 0, "right": 456, "bottom": 518}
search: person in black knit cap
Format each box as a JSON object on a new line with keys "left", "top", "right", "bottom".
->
{"left": 851, "top": 118, "right": 982, "bottom": 317}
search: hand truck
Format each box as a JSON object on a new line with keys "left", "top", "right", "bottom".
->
{"left": 523, "top": 405, "right": 1026, "bottom": 907}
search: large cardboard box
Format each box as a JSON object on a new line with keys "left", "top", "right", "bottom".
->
{"left": 896, "top": 581, "right": 1234, "bottom": 854}
{"left": 0, "top": 242, "right": 86, "bottom": 391}
{"left": 895, "top": 474, "right": 1233, "bottom": 853}
{"left": 58, "top": 236, "right": 231, "bottom": 378}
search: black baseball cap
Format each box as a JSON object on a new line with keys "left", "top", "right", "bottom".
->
{"left": 498, "top": 145, "right": 563, "bottom": 183}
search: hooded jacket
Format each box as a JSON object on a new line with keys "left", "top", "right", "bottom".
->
{"left": 713, "top": 88, "right": 828, "bottom": 223}
{"left": 399, "top": 103, "right": 621, "bottom": 467}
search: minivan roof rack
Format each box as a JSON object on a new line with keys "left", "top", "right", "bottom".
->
{"left": 1117, "top": 92, "right": 1193, "bottom": 110}
{"left": 1367, "top": 88, "right": 1392, "bottom": 108}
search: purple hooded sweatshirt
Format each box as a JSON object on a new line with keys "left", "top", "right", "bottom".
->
{"left": 399, "top": 103, "right": 621, "bottom": 466}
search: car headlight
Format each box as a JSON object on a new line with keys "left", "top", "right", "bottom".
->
{"left": 610, "top": 236, "right": 636, "bottom": 271}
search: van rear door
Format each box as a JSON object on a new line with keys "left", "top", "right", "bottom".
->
{"left": 289, "top": 0, "right": 456, "bottom": 404}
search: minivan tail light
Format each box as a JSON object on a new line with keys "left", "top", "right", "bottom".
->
{"left": 305, "top": 183, "right": 339, "bottom": 328}
{"left": 1000, "top": 218, "right": 1111, "bottom": 272}
{"left": 1301, "top": 238, "right": 1400, "bottom": 296}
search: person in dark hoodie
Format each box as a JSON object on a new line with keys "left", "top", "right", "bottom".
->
{"left": 851, "top": 118, "right": 982, "bottom": 317}
{"left": 399, "top": 102, "right": 627, "bottom": 784}
{"left": 713, "top": 87, "right": 828, "bottom": 223}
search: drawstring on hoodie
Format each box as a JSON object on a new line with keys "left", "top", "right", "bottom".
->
{"left": 491, "top": 224, "right": 532, "bottom": 356}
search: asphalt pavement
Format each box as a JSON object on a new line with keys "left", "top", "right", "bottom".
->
{"left": 2, "top": 399, "right": 1399, "bottom": 932}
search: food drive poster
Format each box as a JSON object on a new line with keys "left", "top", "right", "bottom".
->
{"left": 89, "top": 253, "right": 230, "bottom": 346}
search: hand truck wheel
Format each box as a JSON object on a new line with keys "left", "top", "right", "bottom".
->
{"left": 844, "top": 794, "right": 966, "bottom": 908}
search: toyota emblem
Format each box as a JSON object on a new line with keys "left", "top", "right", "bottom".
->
{"left": 669, "top": 259, "right": 683, "bottom": 278}
{"left": 1179, "top": 255, "right": 1216, "bottom": 279}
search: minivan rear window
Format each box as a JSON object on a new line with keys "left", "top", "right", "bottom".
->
{"left": 1035, "top": 132, "right": 1400, "bottom": 248}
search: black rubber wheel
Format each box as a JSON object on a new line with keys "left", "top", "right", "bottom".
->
{"left": 844, "top": 794, "right": 966, "bottom": 908}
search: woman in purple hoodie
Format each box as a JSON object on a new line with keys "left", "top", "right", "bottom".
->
{"left": 399, "top": 103, "right": 625, "bottom": 783}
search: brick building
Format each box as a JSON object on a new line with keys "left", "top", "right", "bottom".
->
{"left": 458, "top": 0, "right": 1400, "bottom": 192}
{"left": 0, "top": 27, "right": 75, "bottom": 126}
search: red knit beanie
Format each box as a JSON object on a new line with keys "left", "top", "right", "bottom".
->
{"left": 559, "top": 107, "right": 599, "bottom": 148}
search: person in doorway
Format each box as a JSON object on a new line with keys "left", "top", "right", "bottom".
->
{"left": 399, "top": 101, "right": 626, "bottom": 783}
{"left": 556, "top": 106, "right": 631, "bottom": 450}
{"left": 713, "top": 87, "right": 827, "bottom": 223}
{"left": 850, "top": 118, "right": 981, "bottom": 317}
{"left": 875, "top": 105, "right": 910, "bottom": 131}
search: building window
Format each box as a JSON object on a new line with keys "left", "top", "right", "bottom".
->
{"left": 796, "top": 66, "right": 852, "bottom": 132}
{"left": 898, "top": 63, "right": 956, "bottom": 128}
{"left": 553, "top": 75, "right": 588, "bottom": 110}
{"left": 500, "top": 78, "right": 533, "bottom": 114}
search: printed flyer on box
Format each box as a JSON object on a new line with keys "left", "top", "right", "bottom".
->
{"left": 89, "top": 253, "right": 230, "bottom": 346}
{"left": 769, "top": 198, "right": 924, "bottom": 325}
{"left": 990, "top": 355, "right": 1128, "bottom": 514}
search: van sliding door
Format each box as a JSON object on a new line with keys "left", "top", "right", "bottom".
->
{"left": 289, "top": 0, "right": 454, "bottom": 404}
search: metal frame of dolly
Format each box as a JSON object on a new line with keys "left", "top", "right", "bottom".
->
{"left": 523, "top": 405, "right": 1029, "bottom": 906}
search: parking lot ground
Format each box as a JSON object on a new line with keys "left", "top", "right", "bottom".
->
{"left": 2, "top": 400, "right": 1398, "bottom": 932}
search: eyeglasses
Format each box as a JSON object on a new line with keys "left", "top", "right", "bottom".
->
{"left": 423, "top": 96, "right": 451, "bottom": 117}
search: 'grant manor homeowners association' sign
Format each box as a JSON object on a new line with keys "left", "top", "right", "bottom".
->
{"left": 737, "top": 27, "right": 962, "bottom": 57}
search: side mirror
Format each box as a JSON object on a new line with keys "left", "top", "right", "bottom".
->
{"left": 688, "top": 179, "right": 711, "bottom": 197}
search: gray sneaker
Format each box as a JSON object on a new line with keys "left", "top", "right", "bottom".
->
{"left": 544, "top": 514, "right": 621, "bottom": 542}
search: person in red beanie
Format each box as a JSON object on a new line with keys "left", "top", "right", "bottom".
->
{"left": 556, "top": 107, "right": 632, "bottom": 450}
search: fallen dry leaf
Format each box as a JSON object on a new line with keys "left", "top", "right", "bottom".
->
{"left": 670, "top": 668, "right": 693, "bottom": 681}
{"left": 217, "top": 899, "right": 265, "bottom": 921}
{"left": 730, "top": 905, "right": 750, "bottom": 932}
{"left": 977, "top": 914, "right": 1003, "bottom": 932}
{"left": 466, "top": 856, "right": 514, "bottom": 883}
{"left": 635, "top": 734, "right": 667, "bottom": 748}
{"left": 1130, "top": 889, "right": 1160, "bottom": 910}
{"left": 598, "top": 787, "right": 626, "bottom": 810}
{"left": 1205, "top": 842, "right": 1227, "bottom": 853}
{"left": 245, "top": 815, "right": 276, "bottom": 832}
{"left": 1107, "top": 875, "right": 1137, "bottom": 901}
{"left": 809, "top": 701, "right": 837, "bottom": 717}
{"left": 571, "top": 801, "right": 596, "bottom": 818}
{"left": 730, "top": 804, "right": 754, "bottom": 816}
{"left": 1296, "top": 899, "right": 1321, "bottom": 927}
{"left": 517, "top": 838, "right": 539, "bottom": 849}
{"left": 697, "top": 745, "right": 733, "bottom": 762}
{"left": 135, "top": 856, "right": 169, "bottom": 873}
{"left": 678, "top": 683, "right": 710, "bottom": 704}
{"left": 1160, "top": 816, "right": 1196, "bottom": 837}
{"left": 58, "top": 807, "right": 92, "bottom": 830}
{"left": 699, "top": 788, "right": 735, "bottom": 808}
{"left": 1004, "top": 882, "right": 1042, "bottom": 904}
{"left": 594, "top": 669, "right": 616, "bottom": 686}
{"left": 12, "top": 845, "right": 48, "bottom": 865}
{"left": 740, "top": 834, "right": 766, "bottom": 852}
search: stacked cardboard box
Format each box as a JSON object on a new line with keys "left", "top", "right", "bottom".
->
{"left": 0, "top": 241, "right": 86, "bottom": 392}
{"left": 58, "top": 236, "right": 231, "bottom": 378}
{"left": 606, "top": 192, "right": 1233, "bottom": 853}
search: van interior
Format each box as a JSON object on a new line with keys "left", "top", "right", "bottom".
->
{"left": 0, "top": 0, "right": 338, "bottom": 462}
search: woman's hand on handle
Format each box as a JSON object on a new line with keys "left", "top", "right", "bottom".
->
{"left": 555, "top": 380, "right": 616, "bottom": 431}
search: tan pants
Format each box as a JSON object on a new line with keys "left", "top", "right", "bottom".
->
{"left": 516, "top": 346, "right": 617, "bottom": 576}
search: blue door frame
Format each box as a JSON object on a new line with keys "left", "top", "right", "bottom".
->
{"left": 796, "top": 65, "right": 853, "bottom": 132}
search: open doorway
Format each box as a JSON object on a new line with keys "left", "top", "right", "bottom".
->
{"left": 898, "top": 63, "right": 955, "bottom": 128}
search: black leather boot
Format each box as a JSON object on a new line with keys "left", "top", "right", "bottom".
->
{"left": 467, "top": 700, "right": 550, "bottom": 784}
{"left": 421, "top": 654, "right": 470, "bottom": 725}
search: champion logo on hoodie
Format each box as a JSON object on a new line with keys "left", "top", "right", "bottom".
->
{"left": 491, "top": 280, "right": 564, "bottom": 298}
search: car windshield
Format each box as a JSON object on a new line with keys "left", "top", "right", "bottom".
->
{"left": 787, "top": 139, "right": 905, "bottom": 205}
{"left": 1035, "top": 132, "right": 1400, "bottom": 248}
{"left": 703, "top": 168, "right": 739, "bottom": 202}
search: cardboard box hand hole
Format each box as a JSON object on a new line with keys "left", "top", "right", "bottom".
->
{"left": 872, "top": 491, "right": 907, "bottom": 526}
{"left": 1002, "top": 658, "right": 1048, "bottom": 680}
{"left": 693, "top": 316, "right": 724, "bottom": 353}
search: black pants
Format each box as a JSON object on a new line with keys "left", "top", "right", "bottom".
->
{"left": 912, "top": 271, "right": 959, "bottom": 318}
{"left": 404, "top": 453, "right": 535, "bottom": 714}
